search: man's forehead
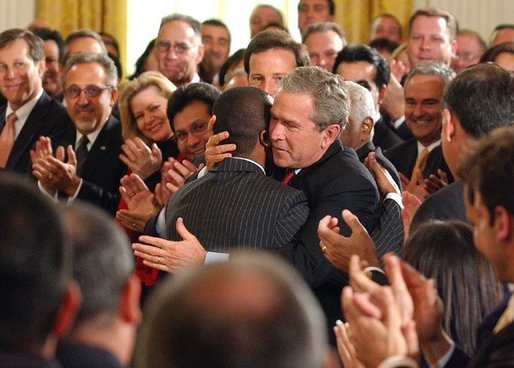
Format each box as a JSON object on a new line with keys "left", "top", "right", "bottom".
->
{"left": 159, "top": 20, "right": 199, "bottom": 41}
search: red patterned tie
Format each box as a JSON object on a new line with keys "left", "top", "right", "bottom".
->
{"left": 0, "top": 112, "right": 18, "bottom": 168}
{"left": 281, "top": 169, "right": 295, "bottom": 185}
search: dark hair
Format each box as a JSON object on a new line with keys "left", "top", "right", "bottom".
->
{"left": 443, "top": 63, "right": 514, "bottom": 138}
{"left": 298, "top": 0, "right": 335, "bottom": 16}
{"left": 459, "top": 126, "right": 514, "bottom": 222}
{"left": 370, "top": 13, "right": 403, "bottom": 40}
{"left": 368, "top": 38, "right": 399, "bottom": 55}
{"left": 244, "top": 29, "right": 310, "bottom": 74}
{"left": 136, "top": 252, "right": 327, "bottom": 368}
{"left": 60, "top": 29, "right": 107, "bottom": 65}
{"left": 31, "top": 27, "right": 63, "bottom": 49}
{"left": 128, "top": 38, "right": 156, "bottom": 80}
{"left": 333, "top": 44, "right": 390, "bottom": 87}
{"left": 403, "top": 220, "right": 503, "bottom": 355}
{"left": 490, "top": 23, "right": 514, "bottom": 44}
{"left": 167, "top": 82, "right": 220, "bottom": 132}
{"left": 480, "top": 41, "right": 514, "bottom": 63}
{"left": 61, "top": 202, "right": 134, "bottom": 327}
{"left": 0, "top": 174, "right": 71, "bottom": 349}
{"left": 408, "top": 8, "right": 458, "bottom": 40}
{"left": 202, "top": 18, "right": 231, "bottom": 45}
{"left": 213, "top": 87, "right": 271, "bottom": 157}
{"left": 218, "top": 48, "right": 246, "bottom": 87}
{"left": 0, "top": 28, "right": 44, "bottom": 62}
{"left": 99, "top": 31, "right": 120, "bottom": 57}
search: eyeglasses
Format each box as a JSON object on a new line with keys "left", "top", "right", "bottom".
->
{"left": 454, "top": 52, "right": 480, "bottom": 62}
{"left": 157, "top": 40, "right": 196, "bottom": 54}
{"left": 64, "top": 85, "right": 113, "bottom": 99}
{"left": 173, "top": 121, "right": 209, "bottom": 142}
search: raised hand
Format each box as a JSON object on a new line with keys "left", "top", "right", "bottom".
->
{"left": 119, "top": 137, "right": 163, "bottom": 180}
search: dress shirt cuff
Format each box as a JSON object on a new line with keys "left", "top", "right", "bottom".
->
{"left": 66, "top": 178, "right": 83, "bottom": 204}
{"left": 205, "top": 252, "right": 230, "bottom": 264}
{"left": 431, "top": 340, "right": 455, "bottom": 368}
{"left": 37, "top": 181, "right": 58, "bottom": 202}
{"left": 392, "top": 115, "right": 405, "bottom": 129}
{"left": 155, "top": 209, "right": 166, "bottom": 238}
{"left": 385, "top": 192, "right": 404, "bottom": 209}
{"left": 378, "top": 355, "right": 418, "bottom": 368}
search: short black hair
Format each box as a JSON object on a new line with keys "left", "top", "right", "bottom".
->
{"left": 218, "top": 48, "right": 246, "bottom": 87}
{"left": 167, "top": 83, "right": 221, "bottom": 132}
{"left": 213, "top": 87, "right": 271, "bottom": 157}
{"left": 333, "top": 44, "right": 390, "bottom": 87}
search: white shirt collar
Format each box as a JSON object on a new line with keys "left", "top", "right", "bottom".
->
{"left": 231, "top": 157, "right": 265, "bottom": 175}
{"left": 6, "top": 88, "right": 44, "bottom": 138}
{"left": 416, "top": 139, "right": 441, "bottom": 156}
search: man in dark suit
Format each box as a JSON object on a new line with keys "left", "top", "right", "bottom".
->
{"left": 32, "top": 52, "right": 125, "bottom": 215}
{"left": 0, "top": 174, "right": 79, "bottom": 367}
{"left": 333, "top": 43, "right": 404, "bottom": 150}
{"left": 340, "top": 80, "right": 403, "bottom": 258}
{"left": 135, "top": 87, "right": 308, "bottom": 259}
{"left": 410, "top": 63, "right": 514, "bottom": 232}
{"left": 56, "top": 202, "right": 141, "bottom": 368}
{"left": 337, "top": 127, "right": 514, "bottom": 368}
{"left": 0, "top": 28, "right": 70, "bottom": 175}
{"left": 385, "top": 61, "right": 454, "bottom": 200}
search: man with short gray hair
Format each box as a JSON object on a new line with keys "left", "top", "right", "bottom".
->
{"left": 32, "top": 52, "right": 125, "bottom": 215}
{"left": 302, "top": 22, "right": 346, "bottom": 71}
{"left": 156, "top": 14, "right": 205, "bottom": 87}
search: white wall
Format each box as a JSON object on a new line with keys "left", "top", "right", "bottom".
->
{"left": 0, "top": 0, "right": 35, "bottom": 31}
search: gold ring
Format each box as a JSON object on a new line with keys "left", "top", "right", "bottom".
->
{"left": 322, "top": 245, "right": 327, "bottom": 253}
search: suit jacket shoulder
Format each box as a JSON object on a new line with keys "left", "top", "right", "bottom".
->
{"left": 384, "top": 138, "right": 418, "bottom": 178}
{"left": 2, "top": 92, "right": 70, "bottom": 175}
{"left": 411, "top": 181, "right": 467, "bottom": 232}
{"left": 165, "top": 158, "right": 309, "bottom": 252}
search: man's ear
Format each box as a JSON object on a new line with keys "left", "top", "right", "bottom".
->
{"left": 52, "top": 280, "right": 81, "bottom": 338}
{"left": 494, "top": 206, "right": 512, "bottom": 242}
{"left": 37, "top": 59, "right": 46, "bottom": 79}
{"left": 322, "top": 123, "right": 341, "bottom": 148}
{"left": 360, "top": 117, "right": 373, "bottom": 141}
{"left": 442, "top": 109, "right": 455, "bottom": 143}
{"left": 378, "top": 85, "right": 387, "bottom": 105}
{"left": 120, "top": 275, "right": 142, "bottom": 325}
{"left": 259, "top": 129, "right": 270, "bottom": 147}
{"left": 109, "top": 87, "right": 119, "bottom": 106}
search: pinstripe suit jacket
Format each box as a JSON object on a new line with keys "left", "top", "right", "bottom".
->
{"left": 164, "top": 158, "right": 309, "bottom": 251}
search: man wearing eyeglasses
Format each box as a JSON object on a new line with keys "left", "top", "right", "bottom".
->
{"left": 0, "top": 28, "right": 70, "bottom": 175}
{"left": 32, "top": 52, "right": 125, "bottom": 215}
{"left": 156, "top": 14, "right": 205, "bottom": 88}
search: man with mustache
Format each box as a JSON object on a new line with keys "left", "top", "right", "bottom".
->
{"left": 32, "top": 52, "right": 125, "bottom": 215}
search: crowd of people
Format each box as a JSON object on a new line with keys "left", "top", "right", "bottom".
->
{"left": 0, "top": 0, "right": 513, "bottom": 367}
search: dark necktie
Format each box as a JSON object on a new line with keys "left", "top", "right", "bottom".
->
{"left": 75, "top": 135, "right": 89, "bottom": 175}
{"left": 281, "top": 169, "right": 296, "bottom": 185}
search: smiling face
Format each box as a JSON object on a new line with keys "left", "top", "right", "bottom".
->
{"left": 305, "top": 30, "right": 344, "bottom": 71}
{"left": 408, "top": 15, "right": 455, "bottom": 66}
{"left": 41, "top": 39, "right": 62, "bottom": 97}
{"left": 131, "top": 85, "right": 172, "bottom": 143}
{"left": 157, "top": 20, "right": 204, "bottom": 87}
{"left": 64, "top": 62, "right": 116, "bottom": 135}
{"left": 248, "top": 48, "right": 297, "bottom": 96}
{"left": 172, "top": 100, "right": 211, "bottom": 161}
{"left": 201, "top": 24, "right": 230, "bottom": 72}
{"left": 269, "top": 90, "right": 331, "bottom": 169}
{"left": 404, "top": 74, "right": 444, "bottom": 146}
{"left": 0, "top": 38, "right": 44, "bottom": 110}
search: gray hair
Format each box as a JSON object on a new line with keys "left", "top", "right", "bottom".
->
{"left": 404, "top": 60, "right": 455, "bottom": 89}
{"left": 60, "top": 28, "right": 107, "bottom": 65}
{"left": 279, "top": 66, "right": 350, "bottom": 130}
{"left": 62, "top": 52, "right": 118, "bottom": 87}
{"left": 301, "top": 21, "right": 346, "bottom": 45}
{"left": 160, "top": 13, "right": 201, "bottom": 40}
{"left": 343, "top": 81, "right": 377, "bottom": 141}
